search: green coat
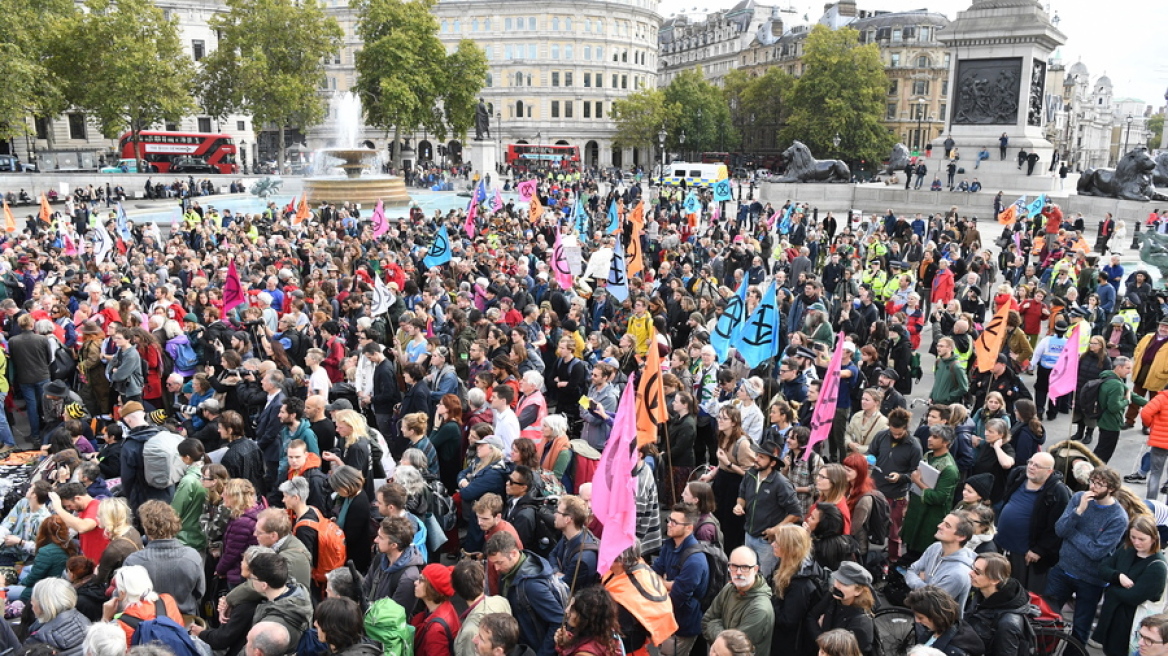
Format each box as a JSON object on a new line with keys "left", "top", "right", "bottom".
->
{"left": 902, "top": 452, "right": 959, "bottom": 554}
{"left": 172, "top": 463, "right": 207, "bottom": 551}
{"left": 930, "top": 355, "right": 968, "bottom": 405}
{"left": 702, "top": 576, "right": 775, "bottom": 656}
{"left": 20, "top": 542, "right": 70, "bottom": 603}
{"left": 1091, "top": 547, "right": 1167, "bottom": 656}
{"left": 1097, "top": 371, "right": 1146, "bottom": 432}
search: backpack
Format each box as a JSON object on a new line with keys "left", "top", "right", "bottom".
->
{"left": 122, "top": 599, "right": 201, "bottom": 656}
{"left": 863, "top": 490, "right": 891, "bottom": 546}
{"left": 535, "top": 469, "right": 567, "bottom": 498}
{"left": 1077, "top": 378, "right": 1106, "bottom": 421}
{"left": 368, "top": 431, "right": 388, "bottom": 479}
{"left": 142, "top": 430, "right": 186, "bottom": 488}
{"left": 515, "top": 568, "right": 571, "bottom": 623}
{"left": 172, "top": 339, "right": 198, "bottom": 372}
{"left": 285, "top": 329, "right": 309, "bottom": 369}
{"left": 428, "top": 479, "right": 458, "bottom": 531}
{"left": 365, "top": 597, "right": 416, "bottom": 656}
{"left": 679, "top": 542, "right": 730, "bottom": 611}
{"left": 531, "top": 497, "right": 563, "bottom": 557}
{"left": 294, "top": 507, "right": 348, "bottom": 585}
{"left": 694, "top": 516, "right": 724, "bottom": 550}
{"left": 50, "top": 345, "right": 77, "bottom": 384}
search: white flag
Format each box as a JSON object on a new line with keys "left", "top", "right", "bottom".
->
{"left": 371, "top": 275, "right": 392, "bottom": 317}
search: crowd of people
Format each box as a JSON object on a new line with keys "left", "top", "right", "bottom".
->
{"left": 0, "top": 168, "right": 1164, "bottom": 656}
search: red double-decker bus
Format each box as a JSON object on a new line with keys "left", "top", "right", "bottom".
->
{"left": 504, "top": 144, "right": 580, "bottom": 170}
{"left": 118, "top": 131, "right": 238, "bottom": 174}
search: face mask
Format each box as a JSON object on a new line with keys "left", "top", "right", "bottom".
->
{"left": 832, "top": 587, "right": 846, "bottom": 599}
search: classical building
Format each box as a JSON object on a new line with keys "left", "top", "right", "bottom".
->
{"left": 12, "top": 0, "right": 253, "bottom": 172}
{"left": 735, "top": 2, "right": 950, "bottom": 159}
{"left": 1046, "top": 60, "right": 1154, "bottom": 172}
{"left": 658, "top": 0, "right": 775, "bottom": 88}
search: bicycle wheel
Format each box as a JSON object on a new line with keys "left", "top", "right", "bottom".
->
{"left": 874, "top": 607, "right": 917, "bottom": 656}
{"left": 1032, "top": 627, "right": 1090, "bottom": 656}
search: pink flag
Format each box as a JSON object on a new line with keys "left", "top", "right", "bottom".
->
{"left": 592, "top": 375, "right": 639, "bottom": 575}
{"left": 464, "top": 200, "right": 477, "bottom": 239}
{"left": 63, "top": 232, "right": 76, "bottom": 256}
{"left": 711, "top": 204, "right": 720, "bottom": 223}
{"left": 1047, "top": 323, "right": 1082, "bottom": 399}
{"left": 223, "top": 260, "right": 244, "bottom": 314}
{"left": 805, "top": 332, "right": 847, "bottom": 459}
{"left": 492, "top": 187, "right": 504, "bottom": 212}
{"left": 371, "top": 200, "right": 389, "bottom": 238}
{"left": 550, "top": 228, "right": 573, "bottom": 290}
{"left": 517, "top": 179, "right": 538, "bottom": 203}
{"left": 767, "top": 210, "right": 781, "bottom": 228}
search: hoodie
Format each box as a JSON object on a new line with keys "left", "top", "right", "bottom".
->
{"left": 905, "top": 542, "right": 976, "bottom": 618}
{"left": 966, "top": 579, "right": 1032, "bottom": 656}
{"left": 277, "top": 419, "right": 319, "bottom": 480}
{"left": 701, "top": 575, "right": 776, "bottom": 656}
{"left": 287, "top": 451, "right": 330, "bottom": 510}
{"left": 120, "top": 424, "right": 170, "bottom": 508}
{"left": 365, "top": 544, "right": 425, "bottom": 614}
{"left": 501, "top": 552, "right": 567, "bottom": 656}
{"left": 252, "top": 583, "right": 314, "bottom": 648}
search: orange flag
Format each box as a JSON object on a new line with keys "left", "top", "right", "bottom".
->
{"left": 3, "top": 200, "right": 14, "bottom": 233}
{"left": 973, "top": 302, "right": 1011, "bottom": 373}
{"left": 627, "top": 219, "right": 644, "bottom": 276}
{"left": 294, "top": 195, "right": 310, "bottom": 224}
{"left": 38, "top": 194, "right": 51, "bottom": 225}
{"left": 997, "top": 205, "right": 1016, "bottom": 225}
{"left": 529, "top": 195, "right": 544, "bottom": 223}
{"left": 628, "top": 200, "right": 644, "bottom": 229}
{"left": 636, "top": 328, "right": 668, "bottom": 447}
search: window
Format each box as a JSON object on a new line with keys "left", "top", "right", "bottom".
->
{"left": 612, "top": 74, "right": 618, "bottom": 87}
{"left": 564, "top": 72, "right": 572, "bottom": 86}
{"left": 552, "top": 72, "right": 560, "bottom": 86}
{"left": 564, "top": 45, "right": 572, "bottom": 60}
{"left": 505, "top": 45, "right": 512, "bottom": 59}
{"left": 192, "top": 40, "right": 205, "bottom": 61}
{"left": 486, "top": 73, "right": 493, "bottom": 87}
{"left": 528, "top": 17, "right": 536, "bottom": 30}
{"left": 584, "top": 72, "right": 591, "bottom": 87}
{"left": 565, "top": 101, "right": 573, "bottom": 118}
{"left": 595, "top": 102, "right": 603, "bottom": 119}
{"left": 917, "top": 55, "right": 929, "bottom": 68}
{"left": 514, "top": 71, "right": 522, "bottom": 86}
{"left": 452, "top": 20, "right": 459, "bottom": 32}
{"left": 919, "top": 26, "right": 931, "bottom": 41}
{"left": 621, "top": 75, "right": 627, "bottom": 89}
{"left": 442, "top": 20, "right": 448, "bottom": 32}
{"left": 943, "top": 54, "right": 951, "bottom": 68}
{"left": 165, "top": 123, "right": 178, "bottom": 132}
{"left": 942, "top": 79, "right": 948, "bottom": 95}
{"left": 890, "top": 53, "right": 900, "bottom": 67}
{"left": 892, "top": 28, "right": 901, "bottom": 42}
{"left": 888, "top": 80, "right": 897, "bottom": 95}
{"left": 484, "top": 18, "right": 490, "bottom": 30}
{"left": 526, "top": 73, "right": 532, "bottom": 86}
{"left": 516, "top": 100, "right": 524, "bottom": 117}
{"left": 886, "top": 103, "right": 897, "bottom": 120}
{"left": 236, "top": 121, "right": 246, "bottom": 131}
{"left": 551, "top": 45, "right": 559, "bottom": 59}
{"left": 596, "top": 47, "right": 603, "bottom": 61}
{"left": 940, "top": 103, "right": 946, "bottom": 120}
{"left": 505, "top": 18, "right": 512, "bottom": 30}
{"left": 585, "top": 19, "right": 591, "bottom": 32}
{"left": 912, "top": 80, "right": 929, "bottom": 95}
{"left": 621, "top": 50, "right": 627, "bottom": 62}
{"left": 68, "top": 113, "right": 86, "bottom": 140}
{"left": 584, "top": 102, "right": 591, "bottom": 118}
{"left": 198, "top": 117, "right": 212, "bottom": 132}
{"left": 584, "top": 46, "right": 591, "bottom": 60}
{"left": 551, "top": 101, "right": 560, "bottom": 118}
{"left": 528, "top": 45, "right": 537, "bottom": 59}
{"left": 565, "top": 18, "right": 571, "bottom": 31}
{"left": 552, "top": 17, "right": 559, "bottom": 30}
{"left": 472, "top": 19, "right": 478, "bottom": 32}
{"left": 596, "top": 72, "right": 602, "bottom": 88}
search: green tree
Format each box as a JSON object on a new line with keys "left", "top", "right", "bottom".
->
{"left": 780, "top": 24, "right": 892, "bottom": 164}
{"left": 611, "top": 89, "right": 679, "bottom": 167}
{"left": 741, "top": 68, "right": 795, "bottom": 153}
{"left": 50, "top": 0, "right": 196, "bottom": 165}
{"left": 197, "top": 0, "right": 342, "bottom": 174}
{"left": 663, "top": 69, "right": 736, "bottom": 156}
{"left": 354, "top": 0, "right": 486, "bottom": 167}
{"left": 0, "top": 0, "right": 76, "bottom": 145}
{"left": 1148, "top": 114, "right": 1164, "bottom": 149}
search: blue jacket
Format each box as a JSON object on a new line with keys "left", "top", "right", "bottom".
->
{"left": 501, "top": 552, "right": 567, "bottom": 656}
{"left": 651, "top": 534, "right": 709, "bottom": 637}
{"left": 255, "top": 392, "right": 286, "bottom": 462}
{"left": 1097, "top": 282, "right": 1116, "bottom": 313}
{"left": 549, "top": 530, "right": 599, "bottom": 590}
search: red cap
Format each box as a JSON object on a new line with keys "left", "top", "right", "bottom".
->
{"left": 421, "top": 564, "right": 455, "bottom": 597}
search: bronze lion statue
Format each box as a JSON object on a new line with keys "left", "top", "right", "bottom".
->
{"left": 881, "top": 143, "right": 911, "bottom": 175}
{"left": 1154, "top": 151, "right": 1168, "bottom": 189}
{"left": 774, "top": 141, "right": 851, "bottom": 183}
{"left": 1077, "top": 146, "right": 1167, "bottom": 201}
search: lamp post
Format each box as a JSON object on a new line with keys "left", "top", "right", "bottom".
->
{"left": 915, "top": 98, "right": 928, "bottom": 152}
{"left": 240, "top": 140, "right": 247, "bottom": 175}
{"left": 679, "top": 130, "right": 686, "bottom": 163}
{"left": 496, "top": 111, "right": 502, "bottom": 168}
{"left": 1123, "top": 114, "right": 1133, "bottom": 157}
{"left": 658, "top": 127, "right": 666, "bottom": 187}
{"left": 833, "top": 132, "right": 841, "bottom": 155}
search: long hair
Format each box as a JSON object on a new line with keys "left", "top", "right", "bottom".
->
{"left": 717, "top": 405, "right": 745, "bottom": 452}
{"left": 817, "top": 463, "right": 849, "bottom": 504}
{"left": 565, "top": 586, "right": 621, "bottom": 656}
{"left": 842, "top": 453, "right": 875, "bottom": 512}
{"left": 685, "top": 481, "right": 716, "bottom": 515}
{"left": 1014, "top": 399, "right": 1044, "bottom": 437}
{"left": 36, "top": 515, "right": 77, "bottom": 556}
{"left": 771, "top": 524, "right": 812, "bottom": 599}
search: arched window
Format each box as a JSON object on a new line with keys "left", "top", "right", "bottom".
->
{"left": 514, "top": 71, "right": 523, "bottom": 86}
{"left": 552, "top": 17, "right": 559, "bottom": 30}
{"left": 516, "top": 100, "right": 524, "bottom": 117}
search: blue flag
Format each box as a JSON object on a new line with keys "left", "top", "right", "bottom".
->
{"left": 779, "top": 204, "right": 794, "bottom": 234}
{"left": 575, "top": 195, "right": 588, "bottom": 237}
{"left": 1026, "top": 194, "right": 1046, "bottom": 218}
{"left": 474, "top": 180, "right": 487, "bottom": 205}
{"left": 734, "top": 280, "right": 779, "bottom": 368}
{"left": 422, "top": 226, "right": 453, "bottom": 268}
{"left": 683, "top": 191, "right": 701, "bottom": 215}
{"left": 713, "top": 179, "right": 732, "bottom": 202}
{"left": 606, "top": 239, "right": 628, "bottom": 302}
{"left": 116, "top": 202, "right": 131, "bottom": 240}
{"left": 711, "top": 278, "right": 749, "bottom": 362}
{"left": 606, "top": 199, "right": 619, "bottom": 234}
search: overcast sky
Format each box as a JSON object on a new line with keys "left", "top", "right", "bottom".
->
{"left": 657, "top": 0, "right": 1168, "bottom": 111}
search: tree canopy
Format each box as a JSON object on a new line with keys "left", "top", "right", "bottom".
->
{"left": 611, "top": 89, "right": 679, "bottom": 158}
{"left": 0, "top": 0, "right": 76, "bottom": 143}
{"left": 662, "top": 69, "right": 737, "bottom": 155}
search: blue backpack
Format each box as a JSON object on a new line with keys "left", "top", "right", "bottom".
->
{"left": 172, "top": 339, "right": 199, "bottom": 371}
{"left": 121, "top": 598, "right": 202, "bottom": 656}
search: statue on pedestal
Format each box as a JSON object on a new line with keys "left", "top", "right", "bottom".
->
{"left": 474, "top": 99, "right": 491, "bottom": 141}
{"left": 1076, "top": 146, "right": 1167, "bottom": 201}
{"left": 773, "top": 141, "right": 850, "bottom": 183}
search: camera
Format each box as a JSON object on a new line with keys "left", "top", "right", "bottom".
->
{"left": 173, "top": 404, "right": 197, "bottom": 416}
{"left": 224, "top": 368, "right": 251, "bottom": 378}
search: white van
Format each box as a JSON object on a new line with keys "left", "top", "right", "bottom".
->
{"left": 659, "top": 162, "right": 730, "bottom": 188}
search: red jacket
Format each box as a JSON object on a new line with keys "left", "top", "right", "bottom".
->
{"left": 1142, "top": 391, "right": 1168, "bottom": 450}
{"left": 139, "top": 343, "right": 163, "bottom": 400}
{"left": 1018, "top": 299, "right": 1048, "bottom": 335}
{"left": 930, "top": 268, "right": 954, "bottom": 305}
{"left": 322, "top": 336, "right": 345, "bottom": 383}
{"left": 411, "top": 601, "right": 462, "bottom": 656}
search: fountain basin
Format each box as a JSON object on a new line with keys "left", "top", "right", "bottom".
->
{"left": 305, "top": 147, "right": 411, "bottom": 206}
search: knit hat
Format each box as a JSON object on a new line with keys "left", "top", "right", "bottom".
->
{"left": 147, "top": 410, "right": 169, "bottom": 426}
{"left": 120, "top": 401, "right": 145, "bottom": 417}
{"left": 421, "top": 564, "right": 455, "bottom": 597}
{"left": 964, "top": 473, "right": 994, "bottom": 501}
{"left": 65, "top": 403, "right": 87, "bottom": 419}
{"left": 831, "top": 561, "right": 873, "bottom": 588}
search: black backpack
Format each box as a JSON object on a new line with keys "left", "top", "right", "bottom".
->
{"left": 694, "top": 516, "right": 724, "bottom": 550}
{"left": 864, "top": 490, "right": 891, "bottom": 546}
{"left": 531, "top": 498, "right": 563, "bottom": 557}
{"left": 679, "top": 542, "right": 729, "bottom": 611}
{"left": 1077, "top": 378, "right": 1106, "bottom": 421}
{"left": 285, "top": 329, "right": 309, "bottom": 369}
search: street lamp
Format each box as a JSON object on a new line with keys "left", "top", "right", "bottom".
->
{"left": 916, "top": 98, "right": 928, "bottom": 152}
{"left": 495, "top": 112, "right": 502, "bottom": 171}
{"left": 1123, "top": 114, "right": 1134, "bottom": 156}
{"left": 658, "top": 127, "right": 667, "bottom": 187}
{"left": 240, "top": 140, "right": 247, "bottom": 175}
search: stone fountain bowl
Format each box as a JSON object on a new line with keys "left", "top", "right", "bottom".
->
{"left": 319, "top": 148, "right": 378, "bottom": 178}
{"left": 305, "top": 147, "right": 411, "bottom": 206}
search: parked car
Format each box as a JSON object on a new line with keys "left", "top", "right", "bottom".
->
{"left": 170, "top": 157, "right": 216, "bottom": 174}
{"left": 0, "top": 155, "right": 34, "bottom": 172}
{"left": 100, "top": 158, "right": 154, "bottom": 173}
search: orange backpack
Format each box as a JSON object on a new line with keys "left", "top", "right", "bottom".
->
{"left": 294, "top": 507, "right": 348, "bottom": 584}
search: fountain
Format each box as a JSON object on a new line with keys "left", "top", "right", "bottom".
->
{"left": 302, "top": 91, "right": 411, "bottom": 206}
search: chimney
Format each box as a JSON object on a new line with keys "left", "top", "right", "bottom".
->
{"left": 771, "top": 18, "right": 784, "bottom": 36}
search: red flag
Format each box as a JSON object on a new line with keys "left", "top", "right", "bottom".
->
{"left": 223, "top": 260, "right": 244, "bottom": 313}
{"left": 805, "top": 333, "right": 846, "bottom": 459}
{"left": 592, "top": 376, "right": 640, "bottom": 575}
{"left": 464, "top": 200, "right": 477, "bottom": 238}
{"left": 636, "top": 329, "right": 667, "bottom": 447}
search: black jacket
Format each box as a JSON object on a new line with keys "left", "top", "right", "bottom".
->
{"left": 810, "top": 597, "right": 875, "bottom": 656}
{"left": 773, "top": 559, "right": 827, "bottom": 656}
{"left": 914, "top": 622, "right": 986, "bottom": 656}
{"left": 993, "top": 468, "right": 1071, "bottom": 571}
{"left": 221, "top": 437, "right": 266, "bottom": 491}
{"left": 966, "top": 578, "right": 1031, "bottom": 656}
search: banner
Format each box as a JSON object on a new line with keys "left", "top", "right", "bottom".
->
{"left": 529, "top": 195, "right": 545, "bottom": 223}
{"left": 606, "top": 239, "right": 629, "bottom": 302}
{"left": 606, "top": 199, "right": 620, "bottom": 234}
{"left": 973, "top": 303, "right": 1011, "bottom": 372}
{"left": 517, "top": 179, "right": 538, "bottom": 203}
{"left": 115, "top": 202, "right": 131, "bottom": 240}
{"left": 711, "top": 204, "right": 720, "bottom": 224}
{"left": 627, "top": 220, "right": 644, "bottom": 277}
{"left": 371, "top": 275, "right": 392, "bottom": 316}
{"left": 592, "top": 376, "right": 640, "bottom": 576}
{"left": 550, "top": 229, "right": 573, "bottom": 290}
{"left": 294, "top": 196, "right": 311, "bottom": 224}
{"left": 474, "top": 180, "right": 488, "bottom": 205}
{"left": 628, "top": 200, "right": 644, "bottom": 229}
{"left": 1047, "top": 323, "right": 1081, "bottom": 399}
{"left": 40, "top": 195, "right": 52, "bottom": 227}
{"left": 574, "top": 195, "right": 588, "bottom": 236}
{"left": 713, "top": 178, "right": 732, "bottom": 202}
{"left": 683, "top": 191, "right": 701, "bottom": 215}
{"left": 711, "top": 278, "right": 749, "bottom": 362}
{"left": 92, "top": 227, "right": 113, "bottom": 264}
{"left": 223, "top": 260, "right": 244, "bottom": 314}
{"left": 422, "top": 226, "right": 453, "bottom": 268}
{"left": 1026, "top": 194, "right": 1047, "bottom": 219}
{"left": 371, "top": 200, "right": 389, "bottom": 238}
{"left": 492, "top": 187, "right": 504, "bottom": 212}
{"left": 997, "top": 204, "right": 1017, "bottom": 225}
{"left": 805, "top": 332, "right": 847, "bottom": 459}
{"left": 636, "top": 328, "right": 668, "bottom": 447}
{"left": 734, "top": 280, "right": 779, "bottom": 368}
{"left": 779, "top": 204, "right": 794, "bottom": 234}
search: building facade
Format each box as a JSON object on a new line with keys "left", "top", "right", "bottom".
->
{"left": 1046, "top": 61, "right": 1154, "bottom": 172}
{"left": 14, "top": 0, "right": 253, "bottom": 173}
{"left": 658, "top": 0, "right": 775, "bottom": 88}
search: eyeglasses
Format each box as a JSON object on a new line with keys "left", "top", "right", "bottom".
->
{"left": 506, "top": 479, "right": 526, "bottom": 486}
{"left": 667, "top": 518, "right": 692, "bottom": 526}
{"left": 1140, "top": 634, "right": 1166, "bottom": 646}
{"left": 728, "top": 563, "right": 757, "bottom": 572}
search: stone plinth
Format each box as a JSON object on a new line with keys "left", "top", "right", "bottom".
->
{"left": 303, "top": 176, "right": 411, "bottom": 206}
{"left": 469, "top": 140, "right": 498, "bottom": 180}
